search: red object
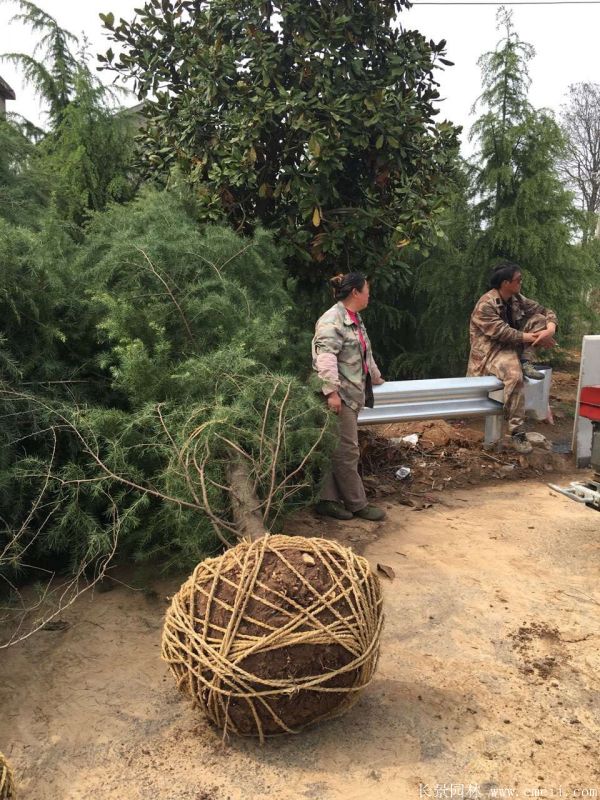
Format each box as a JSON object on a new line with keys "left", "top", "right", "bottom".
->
{"left": 579, "top": 403, "right": 600, "bottom": 422}
{"left": 579, "top": 386, "right": 600, "bottom": 420}
{"left": 580, "top": 385, "right": 600, "bottom": 406}
{"left": 346, "top": 309, "right": 368, "bottom": 374}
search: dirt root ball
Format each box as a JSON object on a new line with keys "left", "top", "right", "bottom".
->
{"left": 0, "top": 752, "right": 15, "bottom": 799}
{"left": 161, "top": 534, "right": 383, "bottom": 741}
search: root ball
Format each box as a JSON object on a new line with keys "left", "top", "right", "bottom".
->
{"left": 162, "top": 535, "right": 383, "bottom": 741}
{"left": 0, "top": 752, "right": 15, "bottom": 799}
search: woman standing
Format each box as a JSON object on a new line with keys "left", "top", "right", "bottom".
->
{"left": 312, "top": 273, "right": 386, "bottom": 522}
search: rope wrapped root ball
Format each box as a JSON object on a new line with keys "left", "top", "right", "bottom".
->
{"left": 0, "top": 752, "right": 15, "bottom": 800}
{"left": 162, "top": 535, "right": 383, "bottom": 741}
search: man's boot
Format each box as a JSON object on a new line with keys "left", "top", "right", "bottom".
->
{"left": 511, "top": 431, "right": 533, "bottom": 454}
{"left": 521, "top": 361, "right": 545, "bottom": 380}
{"left": 315, "top": 500, "right": 353, "bottom": 520}
{"left": 353, "top": 504, "right": 386, "bottom": 522}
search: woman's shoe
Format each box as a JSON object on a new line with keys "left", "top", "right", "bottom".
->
{"left": 315, "top": 500, "right": 353, "bottom": 520}
{"left": 353, "top": 504, "right": 386, "bottom": 521}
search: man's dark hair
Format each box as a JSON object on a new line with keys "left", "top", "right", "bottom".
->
{"left": 489, "top": 260, "right": 521, "bottom": 289}
{"left": 330, "top": 272, "right": 367, "bottom": 300}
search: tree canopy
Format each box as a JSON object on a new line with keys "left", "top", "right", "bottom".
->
{"left": 559, "top": 82, "right": 600, "bottom": 242}
{"left": 469, "top": 8, "right": 591, "bottom": 326}
{"left": 101, "top": 0, "right": 460, "bottom": 280}
{"left": 1, "top": 0, "right": 137, "bottom": 233}
{"left": 387, "top": 8, "right": 597, "bottom": 378}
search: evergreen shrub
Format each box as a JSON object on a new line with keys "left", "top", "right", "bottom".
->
{"left": 1, "top": 191, "right": 335, "bottom": 586}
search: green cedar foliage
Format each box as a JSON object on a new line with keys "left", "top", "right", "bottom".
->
{"left": 0, "top": 213, "right": 102, "bottom": 406}
{"left": 381, "top": 168, "right": 481, "bottom": 378}
{"left": 0, "top": 220, "right": 80, "bottom": 582}
{"left": 101, "top": 0, "right": 460, "bottom": 280}
{"left": 79, "top": 188, "right": 336, "bottom": 560}
{"left": 79, "top": 189, "right": 296, "bottom": 402}
{"left": 2, "top": 1, "right": 137, "bottom": 234}
{"left": 40, "top": 72, "right": 137, "bottom": 233}
{"left": 0, "top": 116, "right": 48, "bottom": 226}
{"left": 1, "top": 0, "right": 79, "bottom": 129}
{"left": 1, "top": 192, "right": 334, "bottom": 581}
{"left": 470, "top": 9, "right": 594, "bottom": 334}
{"left": 0, "top": 219, "right": 67, "bottom": 383}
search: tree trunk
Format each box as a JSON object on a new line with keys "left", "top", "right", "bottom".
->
{"left": 227, "top": 455, "right": 267, "bottom": 542}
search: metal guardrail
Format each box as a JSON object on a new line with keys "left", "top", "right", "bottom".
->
{"left": 357, "top": 376, "right": 505, "bottom": 443}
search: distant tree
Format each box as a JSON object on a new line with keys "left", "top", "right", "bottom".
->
{"left": 385, "top": 165, "right": 480, "bottom": 377}
{"left": 469, "top": 7, "right": 592, "bottom": 332}
{"left": 1, "top": 0, "right": 79, "bottom": 128}
{"left": 0, "top": 114, "right": 48, "bottom": 225}
{"left": 471, "top": 6, "right": 535, "bottom": 220}
{"left": 559, "top": 82, "right": 600, "bottom": 242}
{"left": 101, "top": 0, "right": 460, "bottom": 281}
{"left": 40, "top": 71, "right": 136, "bottom": 231}
{"left": 389, "top": 7, "right": 597, "bottom": 379}
{"left": 1, "top": 0, "right": 137, "bottom": 231}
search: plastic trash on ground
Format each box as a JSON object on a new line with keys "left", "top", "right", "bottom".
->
{"left": 401, "top": 433, "right": 419, "bottom": 446}
{"left": 390, "top": 433, "right": 420, "bottom": 447}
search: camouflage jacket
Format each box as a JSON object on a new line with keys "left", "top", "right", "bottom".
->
{"left": 467, "top": 289, "right": 558, "bottom": 375}
{"left": 312, "top": 302, "right": 384, "bottom": 412}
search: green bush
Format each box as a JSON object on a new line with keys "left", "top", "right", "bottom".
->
{"left": 1, "top": 192, "right": 335, "bottom": 587}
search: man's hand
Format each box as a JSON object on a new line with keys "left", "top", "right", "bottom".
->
{"left": 531, "top": 325, "right": 557, "bottom": 348}
{"left": 523, "top": 326, "right": 556, "bottom": 348}
{"left": 327, "top": 391, "right": 342, "bottom": 414}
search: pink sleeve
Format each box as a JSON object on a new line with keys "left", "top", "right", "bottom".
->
{"left": 315, "top": 352, "right": 340, "bottom": 395}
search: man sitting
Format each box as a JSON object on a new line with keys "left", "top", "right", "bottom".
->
{"left": 467, "top": 261, "right": 557, "bottom": 454}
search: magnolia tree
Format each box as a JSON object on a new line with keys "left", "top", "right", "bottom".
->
{"left": 101, "top": 0, "right": 460, "bottom": 281}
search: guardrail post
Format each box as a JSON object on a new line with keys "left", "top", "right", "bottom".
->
{"left": 484, "top": 413, "right": 502, "bottom": 445}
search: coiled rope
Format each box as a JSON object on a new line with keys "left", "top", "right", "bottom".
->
{"left": 162, "top": 535, "right": 383, "bottom": 742}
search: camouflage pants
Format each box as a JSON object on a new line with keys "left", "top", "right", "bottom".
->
{"left": 486, "top": 313, "right": 547, "bottom": 434}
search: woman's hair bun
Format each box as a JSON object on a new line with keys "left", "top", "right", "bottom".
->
{"left": 329, "top": 271, "right": 367, "bottom": 300}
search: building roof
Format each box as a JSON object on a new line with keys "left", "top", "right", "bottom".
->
{"left": 0, "top": 75, "right": 16, "bottom": 101}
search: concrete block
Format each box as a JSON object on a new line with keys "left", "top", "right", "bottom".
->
{"left": 573, "top": 335, "right": 600, "bottom": 467}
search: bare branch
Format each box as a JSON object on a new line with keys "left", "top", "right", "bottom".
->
{"left": 133, "top": 246, "right": 197, "bottom": 346}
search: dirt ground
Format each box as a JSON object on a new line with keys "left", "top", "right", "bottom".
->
{"left": 354, "top": 365, "right": 580, "bottom": 511}
{"left": 1, "top": 362, "right": 598, "bottom": 800}
{"left": 1, "top": 477, "right": 599, "bottom": 800}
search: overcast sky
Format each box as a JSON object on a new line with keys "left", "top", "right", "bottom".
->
{"left": 1, "top": 0, "right": 599, "bottom": 151}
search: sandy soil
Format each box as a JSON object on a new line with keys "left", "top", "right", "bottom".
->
{"left": 1, "top": 475, "right": 598, "bottom": 800}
